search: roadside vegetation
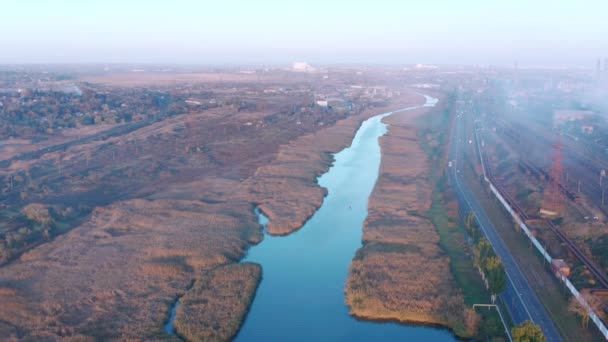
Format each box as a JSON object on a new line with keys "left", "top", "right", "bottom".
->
{"left": 466, "top": 214, "right": 507, "bottom": 300}
{"left": 512, "top": 320, "right": 546, "bottom": 342}
{"left": 419, "top": 92, "right": 508, "bottom": 339}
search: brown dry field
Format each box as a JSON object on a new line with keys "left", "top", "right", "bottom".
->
{"left": 0, "top": 88, "right": 426, "bottom": 340}
{"left": 345, "top": 103, "right": 478, "bottom": 338}
{"left": 0, "top": 198, "right": 261, "bottom": 340}
{"left": 80, "top": 71, "right": 317, "bottom": 87}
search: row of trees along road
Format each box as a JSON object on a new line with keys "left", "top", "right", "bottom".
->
{"left": 465, "top": 214, "right": 547, "bottom": 342}
{"left": 465, "top": 212, "right": 507, "bottom": 301}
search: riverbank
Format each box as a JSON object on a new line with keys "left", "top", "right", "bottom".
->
{"left": 173, "top": 263, "right": 261, "bottom": 341}
{"left": 234, "top": 94, "right": 455, "bottom": 341}
{"left": 247, "top": 92, "right": 427, "bottom": 236}
{"left": 345, "top": 94, "right": 479, "bottom": 338}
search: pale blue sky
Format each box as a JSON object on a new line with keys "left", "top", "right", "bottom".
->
{"left": 1, "top": 0, "right": 606, "bottom": 66}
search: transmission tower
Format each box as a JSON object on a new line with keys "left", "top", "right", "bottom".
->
{"left": 542, "top": 140, "right": 564, "bottom": 216}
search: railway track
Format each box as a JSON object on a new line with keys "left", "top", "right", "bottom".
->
{"left": 497, "top": 117, "right": 608, "bottom": 219}
{"left": 479, "top": 133, "right": 608, "bottom": 289}
{"left": 546, "top": 219, "right": 608, "bottom": 289}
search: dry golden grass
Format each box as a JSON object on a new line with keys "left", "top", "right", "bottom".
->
{"left": 346, "top": 105, "right": 478, "bottom": 338}
{"left": 174, "top": 263, "right": 261, "bottom": 341}
{"left": 348, "top": 247, "right": 465, "bottom": 322}
{"left": 0, "top": 198, "right": 260, "bottom": 340}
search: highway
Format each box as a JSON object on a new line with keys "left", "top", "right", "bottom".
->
{"left": 448, "top": 97, "right": 563, "bottom": 342}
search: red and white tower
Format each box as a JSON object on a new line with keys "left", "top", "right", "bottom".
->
{"left": 542, "top": 140, "right": 564, "bottom": 216}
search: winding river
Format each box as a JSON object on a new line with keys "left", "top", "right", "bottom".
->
{"left": 235, "top": 95, "right": 455, "bottom": 341}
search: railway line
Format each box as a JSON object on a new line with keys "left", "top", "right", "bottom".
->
{"left": 493, "top": 117, "right": 608, "bottom": 218}
{"left": 478, "top": 123, "right": 608, "bottom": 289}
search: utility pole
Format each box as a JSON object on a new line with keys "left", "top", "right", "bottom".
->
{"left": 473, "top": 304, "right": 512, "bottom": 342}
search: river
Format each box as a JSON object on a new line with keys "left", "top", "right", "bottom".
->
{"left": 234, "top": 95, "right": 455, "bottom": 341}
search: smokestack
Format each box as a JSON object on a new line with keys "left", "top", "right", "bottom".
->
{"left": 597, "top": 58, "right": 602, "bottom": 81}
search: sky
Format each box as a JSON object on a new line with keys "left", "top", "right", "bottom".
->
{"left": 1, "top": 0, "right": 607, "bottom": 66}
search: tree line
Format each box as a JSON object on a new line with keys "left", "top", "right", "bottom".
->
{"left": 466, "top": 213, "right": 546, "bottom": 342}
{"left": 465, "top": 212, "right": 506, "bottom": 300}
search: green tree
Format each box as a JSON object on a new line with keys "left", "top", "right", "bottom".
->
{"left": 568, "top": 292, "right": 602, "bottom": 328}
{"left": 466, "top": 212, "right": 475, "bottom": 230}
{"left": 512, "top": 320, "right": 546, "bottom": 342}
{"left": 485, "top": 256, "right": 507, "bottom": 297}
{"left": 474, "top": 238, "right": 493, "bottom": 269}
{"left": 21, "top": 203, "right": 54, "bottom": 227}
{"left": 465, "top": 212, "right": 480, "bottom": 242}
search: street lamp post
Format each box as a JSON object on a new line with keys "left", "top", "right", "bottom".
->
{"left": 473, "top": 303, "right": 513, "bottom": 342}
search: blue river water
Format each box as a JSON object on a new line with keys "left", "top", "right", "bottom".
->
{"left": 235, "top": 95, "right": 455, "bottom": 341}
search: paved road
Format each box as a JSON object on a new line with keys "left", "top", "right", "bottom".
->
{"left": 448, "top": 97, "right": 563, "bottom": 342}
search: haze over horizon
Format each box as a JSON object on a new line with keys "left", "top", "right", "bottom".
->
{"left": 2, "top": 0, "right": 607, "bottom": 67}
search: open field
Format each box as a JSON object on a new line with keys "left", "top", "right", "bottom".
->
{"left": 0, "top": 198, "right": 260, "bottom": 339}
{"left": 80, "top": 71, "right": 315, "bottom": 87}
{"left": 0, "top": 73, "right": 370, "bottom": 264}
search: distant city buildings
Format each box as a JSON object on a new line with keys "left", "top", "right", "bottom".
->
{"left": 403, "top": 64, "right": 439, "bottom": 71}
{"left": 553, "top": 110, "right": 594, "bottom": 126}
{"left": 412, "top": 83, "right": 440, "bottom": 89}
{"left": 292, "top": 62, "right": 315, "bottom": 73}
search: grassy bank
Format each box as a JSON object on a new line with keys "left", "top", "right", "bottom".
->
{"left": 173, "top": 263, "right": 262, "bottom": 341}
{"left": 346, "top": 93, "right": 479, "bottom": 339}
